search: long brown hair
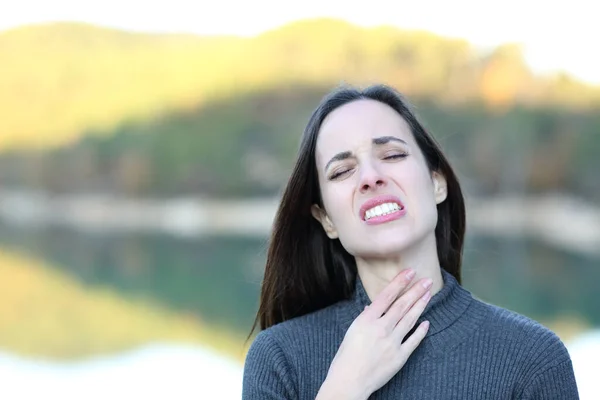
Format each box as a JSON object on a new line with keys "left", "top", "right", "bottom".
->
{"left": 250, "top": 84, "right": 466, "bottom": 335}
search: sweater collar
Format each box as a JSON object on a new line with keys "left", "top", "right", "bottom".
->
{"left": 338, "top": 269, "right": 472, "bottom": 336}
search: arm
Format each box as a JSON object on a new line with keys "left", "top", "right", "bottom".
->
{"left": 519, "top": 359, "right": 579, "bottom": 399}
{"left": 242, "top": 330, "right": 298, "bottom": 400}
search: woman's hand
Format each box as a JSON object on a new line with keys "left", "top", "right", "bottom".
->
{"left": 316, "top": 268, "right": 432, "bottom": 400}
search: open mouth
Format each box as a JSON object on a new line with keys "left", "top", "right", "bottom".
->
{"left": 364, "top": 202, "right": 404, "bottom": 221}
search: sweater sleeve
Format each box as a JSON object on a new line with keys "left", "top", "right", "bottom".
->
{"left": 519, "top": 359, "right": 579, "bottom": 399}
{"left": 242, "top": 329, "right": 298, "bottom": 400}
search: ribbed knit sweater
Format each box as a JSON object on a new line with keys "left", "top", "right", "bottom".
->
{"left": 242, "top": 270, "right": 579, "bottom": 399}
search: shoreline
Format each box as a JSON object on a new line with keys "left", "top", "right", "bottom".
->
{"left": 0, "top": 189, "right": 598, "bottom": 257}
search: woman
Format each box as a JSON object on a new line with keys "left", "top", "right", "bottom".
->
{"left": 242, "top": 84, "right": 579, "bottom": 399}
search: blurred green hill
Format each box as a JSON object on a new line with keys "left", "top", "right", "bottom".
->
{"left": 0, "top": 19, "right": 599, "bottom": 198}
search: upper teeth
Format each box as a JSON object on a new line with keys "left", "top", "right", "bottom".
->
{"left": 365, "top": 202, "right": 402, "bottom": 220}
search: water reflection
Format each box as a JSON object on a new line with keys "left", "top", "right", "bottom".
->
{"left": 462, "top": 235, "right": 599, "bottom": 329}
{"left": 0, "top": 223, "right": 597, "bottom": 339}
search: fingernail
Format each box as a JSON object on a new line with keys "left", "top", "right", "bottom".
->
{"left": 405, "top": 269, "right": 416, "bottom": 280}
{"left": 421, "top": 290, "right": 431, "bottom": 302}
{"left": 422, "top": 320, "right": 430, "bottom": 330}
{"left": 422, "top": 278, "right": 433, "bottom": 289}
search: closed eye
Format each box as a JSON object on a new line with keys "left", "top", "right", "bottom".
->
{"left": 329, "top": 169, "right": 351, "bottom": 180}
{"left": 384, "top": 153, "right": 408, "bottom": 160}
{"left": 329, "top": 153, "right": 407, "bottom": 180}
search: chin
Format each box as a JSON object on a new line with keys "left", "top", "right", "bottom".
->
{"left": 346, "top": 237, "right": 416, "bottom": 259}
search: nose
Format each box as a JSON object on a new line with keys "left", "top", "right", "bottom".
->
{"left": 358, "top": 163, "right": 387, "bottom": 194}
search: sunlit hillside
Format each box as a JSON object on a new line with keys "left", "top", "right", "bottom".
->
{"left": 1, "top": 19, "right": 599, "bottom": 151}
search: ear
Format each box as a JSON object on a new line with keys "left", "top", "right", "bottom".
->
{"left": 310, "top": 204, "right": 339, "bottom": 239}
{"left": 432, "top": 171, "right": 448, "bottom": 204}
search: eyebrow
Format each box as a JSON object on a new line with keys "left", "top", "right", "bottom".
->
{"left": 324, "top": 136, "right": 408, "bottom": 172}
{"left": 373, "top": 136, "right": 408, "bottom": 146}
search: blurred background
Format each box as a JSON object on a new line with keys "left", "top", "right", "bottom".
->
{"left": 0, "top": 1, "right": 599, "bottom": 399}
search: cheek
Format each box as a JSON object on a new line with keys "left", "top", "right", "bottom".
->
{"left": 321, "top": 184, "right": 355, "bottom": 227}
{"left": 413, "top": 174, "right": 435, "bottom": 196}
{"left": 391, "top": 163, "right": 432, "bottom": 192}
{"left": 390, "top": 165, "right": 437, "bottom": 211}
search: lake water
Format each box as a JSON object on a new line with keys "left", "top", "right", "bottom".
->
{"left": 0, "top": 223, "right": 598, "bottom": 398}
{"left": 1, "top": 223, "right": 597, "bottom": 335}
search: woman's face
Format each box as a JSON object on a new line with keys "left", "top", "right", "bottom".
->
{"left": 311, "top": 99, "right": 448, "bottom": 258}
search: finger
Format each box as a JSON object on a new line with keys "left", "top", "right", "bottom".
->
{"left": 391, "top": 289, "right": 431, "bottom": 340}
{"left": 398, "top": 320, "right": 430, "bottom": 361}
{"left": 381, "top": 278, "right": 432, "bottom": 329}
{"left": 363, "top": 268, "right": 415, "bottom": 319}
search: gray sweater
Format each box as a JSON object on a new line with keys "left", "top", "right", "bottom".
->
{"left": 242, "top": 270, "right": 579, "bottom": 399}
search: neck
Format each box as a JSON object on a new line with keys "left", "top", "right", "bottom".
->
{"left": 355, "top": 235, "right": 444, "bottom": 302}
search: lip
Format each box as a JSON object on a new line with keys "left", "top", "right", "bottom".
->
{"left": 359, "top": 194, "right": 405, "bottom": 223}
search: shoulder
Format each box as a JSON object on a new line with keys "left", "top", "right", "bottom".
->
{"left": 242, "top": 325, "right": 299, "bottom": 399}
{"left": 475, "top": 300, "right": 580, "bottom": 398}
{"left": 249, "top": 299, "right": 345, "bottom": 353}
{"left": 473, "top": 297, "right": 572, "bottom": 371}
{"left": 467, "top": 298, "right": 578, "bottom": 397}
{"left": 242, "top": 301, "right": 345, "bottom": 398}
{"left": 245, "top": 299, "right": 345, "bottom": 365}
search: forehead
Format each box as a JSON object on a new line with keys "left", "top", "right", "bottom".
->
{"left": 316, "top": 99, "right": 412, "bottom": 157}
